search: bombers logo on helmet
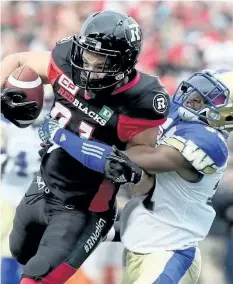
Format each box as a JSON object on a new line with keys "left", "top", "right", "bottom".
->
{"left": 69, "top": 10, "right": 143, "bottom": 91}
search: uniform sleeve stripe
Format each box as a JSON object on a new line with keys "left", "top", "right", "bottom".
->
{"left": 82, "top": 146, "right": 104, "bottom": 156}
{"left": 117, "top": 114, "right": 166, "bottom": 142}
{"left": 82, "top": 142, "right": 105, "bottom": 152}
{"left": 81, "top": 150, "right": 102, "bottom": 159}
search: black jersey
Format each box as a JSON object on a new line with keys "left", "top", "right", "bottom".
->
{"left": 40, "top": 38, "right": 169, "bottom": 203}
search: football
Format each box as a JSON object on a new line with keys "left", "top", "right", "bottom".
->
{"left": 4, "top": 65, "right": 44, "bottom": 119}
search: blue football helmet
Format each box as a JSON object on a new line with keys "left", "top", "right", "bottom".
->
{"left": 173, "top": 69, "right": 233, "bottom": 129}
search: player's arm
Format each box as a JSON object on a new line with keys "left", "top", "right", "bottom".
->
{"left": 1, "top": 51, "right": 51, "bottom": 87}
{"left": 114, "top": 83, "right": 170, "bottom": 190}
{"left": 38, "top": 118, "right": 153, "bottom": 187}
{"left": 141, "top": 129, "right": 227, "bottom": 175}
{"left": 120, "top": 122, "right": 166, "bottom": 195}
{"left": 124, "top": 144, "right": 195, "bottom": 174}
{"left": 106, "top": 127, "right": 229, "bottom": 184}
{"left": 104, "top": 144, "right": 199, "bottom": 185}
{"left": 1, "top": 51, "right": 51, "bottom": 127}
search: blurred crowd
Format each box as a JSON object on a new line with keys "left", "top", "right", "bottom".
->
{"left": 2, "top": 1, "right": 233, "bottom": 94}
{"left": 1, "top": 1, "right": 233, "bottom": 284}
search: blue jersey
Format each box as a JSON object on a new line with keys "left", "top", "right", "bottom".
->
{"left": 160, "top": 102, "right": 228, "bottom": 174}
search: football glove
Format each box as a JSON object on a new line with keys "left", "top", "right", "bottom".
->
{"left": 104, "top": 146, "right": 142, "bottom": 184}
{"left": 1, "top": 88, "right": 38, "bottom": 128}
{"left": 38, "top": 116, "right": 61, "bottom": 144}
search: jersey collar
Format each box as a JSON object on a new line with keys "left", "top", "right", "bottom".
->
{"left": 112, "top": 72, "right": 140, "bottom": 95}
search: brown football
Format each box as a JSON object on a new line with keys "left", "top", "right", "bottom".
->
{"left": 5, "top": 65, "right": 44, "bottom": 119}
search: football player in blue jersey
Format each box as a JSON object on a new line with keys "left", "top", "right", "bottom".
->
{"left": 39, "top": 69, "right": 233, "bottom": 283}
{"left": 105, "top": 69, "right": 233, "bottom": 284}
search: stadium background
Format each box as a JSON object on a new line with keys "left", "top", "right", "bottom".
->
{"left": 1, "top": 1, "right": 233, "bottom": 284}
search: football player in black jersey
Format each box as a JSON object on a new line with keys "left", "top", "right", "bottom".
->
{"left": 1, "top": 11, "right": 169, "bottom": 284}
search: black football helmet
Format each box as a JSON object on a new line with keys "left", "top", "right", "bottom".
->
{"left": 70, "top": 10, "right": 142, "bottom": 91}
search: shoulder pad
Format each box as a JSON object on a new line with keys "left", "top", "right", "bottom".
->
{"left": 49, "top": 38, "right": 73, "bottom": 85}
{"left": 122, "top": 72, "right": 170, "bottom": 120}
{"left": 51, "top": 37, "right": 73, "bottom": 70}
{"left": 164, "top": 122, "right": 228, "bottom": 174}
{"left": 160, "top": 101, "right": 180, "bottom": 131}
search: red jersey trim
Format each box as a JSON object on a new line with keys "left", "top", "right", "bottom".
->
{"left": 48, "top": 54, "right": 63, "bottom": 85}
{"left": 112, "top": 73, "right": 141, "bottom": 95}
{"left": 117, "top": 114, "right": 166, "bottom": 142}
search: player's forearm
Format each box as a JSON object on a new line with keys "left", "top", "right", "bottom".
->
{"left": 53, "top": 128, "right": 113, "bottom": 173}
{"left": 1, "top": 54, "right": 21, "bottom": 88}
{"left": 56, "top": 132, "right": 154, "bottom": 190}
{"left": 53, "top": 129, "right": 153, "bottom": 183}
{"left": 53, "top": 128, "right": 158, "bottom": 176}
{"left": 41, "top": 117, "right": 166, "bottom": 176}
{"left": 125, "top": 145, "right": 158, "bottom": 173}
{"left": 124, "top": 145, "right": 179, "bottom": 174}
{"left": 1, "top": 51, "right": 51, "bottom": 87}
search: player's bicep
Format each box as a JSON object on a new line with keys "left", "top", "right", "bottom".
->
{"left": 125, "top": 144, "right": 190, "bottom": 173}
{"left": 126, "top": 127, "right": 160, "bottom": 148}
{"left": 19, "top": 51, "right": 51, "bottom": 84}
{"left": 117, "top": 114, "right": 166, "bottom": 149}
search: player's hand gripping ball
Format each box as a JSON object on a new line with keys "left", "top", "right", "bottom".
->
{"left": 2, "top": 66, "right": 44, "bottom": 127}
